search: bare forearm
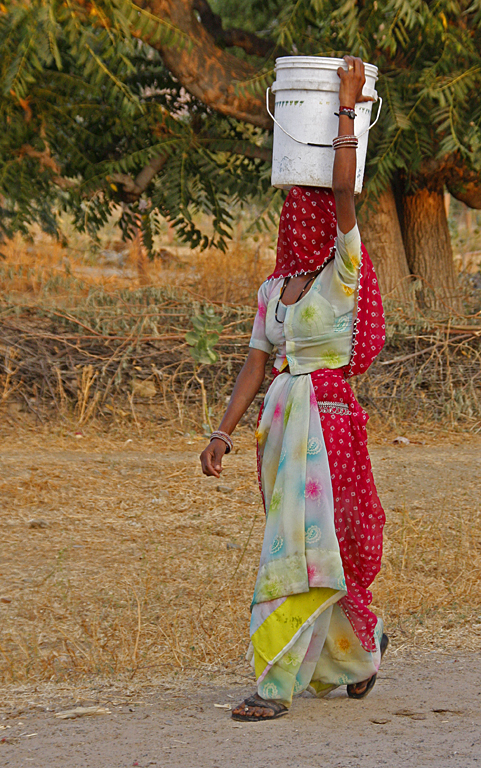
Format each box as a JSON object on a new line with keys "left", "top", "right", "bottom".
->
{"left": 217, "top": 349, "right": 268, "bottom": 434}
{"left": 333, "top": 112, "right": 356, "bottom": 185}
{"left": 200, "top": 345, "right": 268, "bottom": 477}
{"left": 332, "top": 110, "right": 356, "bottom": 233}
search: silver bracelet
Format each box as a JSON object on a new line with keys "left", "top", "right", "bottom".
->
{"left": 210, "top": 430, "right": 233, "bottom": 454}
{"left": 332, "top": 135, "right": 359, "bottom": 150}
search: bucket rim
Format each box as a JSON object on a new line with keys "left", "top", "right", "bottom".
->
{"left": 274, "top": 56, "right": 378, "bottom": 79}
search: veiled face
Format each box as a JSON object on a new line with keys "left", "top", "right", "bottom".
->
{"left": 274, "top": 186, "right": 338, "bottom": 279}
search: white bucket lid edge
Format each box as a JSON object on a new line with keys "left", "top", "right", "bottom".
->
{"left": 275, "top": 56, "right": 378, "bottom": 81}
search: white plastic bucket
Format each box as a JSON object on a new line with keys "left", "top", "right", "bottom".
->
{"left": 269, "top": 57, "right": 380, "bottom": 194}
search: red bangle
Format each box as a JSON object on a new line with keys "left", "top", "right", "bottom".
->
{"left": 340, "top": 104, "right": 356, "bottom": 110}
{"left": 337, "top": 106, "right": 356, "bottom": 119}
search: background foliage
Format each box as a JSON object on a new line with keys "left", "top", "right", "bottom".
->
{"left": 1, "top": 1, "right": 481, "bottom": 250}
{"left": 0, "top": 0, "right": 277, "bottom": 251}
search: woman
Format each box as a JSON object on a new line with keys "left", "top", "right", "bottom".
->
{"left": 200, "top": 56, "right": 387, "bottom": 721}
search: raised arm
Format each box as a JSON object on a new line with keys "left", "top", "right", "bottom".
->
{"left": 333, "top": 56, "right": 373, "bottom": 234}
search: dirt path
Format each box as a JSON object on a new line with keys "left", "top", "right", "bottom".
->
{"left": 1, "top": 651, "right": 481, "bottom": 768}
{"left": 1, "top": 432, "right": 480, "bottom": 766}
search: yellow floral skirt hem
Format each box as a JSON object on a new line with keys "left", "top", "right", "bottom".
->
{"left": 248, "top": 588, "right": 383, "bottom": 706}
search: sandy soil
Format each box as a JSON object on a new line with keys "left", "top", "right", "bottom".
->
{"left": 1, "top": 651, "right": 481, "bottom": 768}
{"left": 1, "top": 431, "right": 480, "bottom": 766}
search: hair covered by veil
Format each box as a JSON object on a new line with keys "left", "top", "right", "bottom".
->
{"left": 267, "top": 185, "right": 385, "bottom": 377}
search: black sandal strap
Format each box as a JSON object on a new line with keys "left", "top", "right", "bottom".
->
{"left": 346, "top": 633, "right": 389, "bottom": 700}
{"left": 243, "top": 695, "right": 287, "bottom": 715}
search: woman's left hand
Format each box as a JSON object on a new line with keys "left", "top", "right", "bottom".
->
{"left": 200, "top": 438, "right": 227, "bottom": 478}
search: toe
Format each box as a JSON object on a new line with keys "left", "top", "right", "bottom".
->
{"left": 232, "top": 702, "right": 248, "bottom": 717}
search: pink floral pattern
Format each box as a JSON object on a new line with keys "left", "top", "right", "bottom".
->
{"left": 305, "top": 478, "right": 323, "bottom": 500}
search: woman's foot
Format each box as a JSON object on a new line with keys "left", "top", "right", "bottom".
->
{"left": 347, "top": 677, "right": 374, "bottom": 697}
{"left": 231, "top": 693, "right": 288, "bottom": 721}
{"left": 347, "top": 633, "right": 389, "bottom": 700}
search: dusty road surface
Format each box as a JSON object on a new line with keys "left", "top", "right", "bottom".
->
{"left": 1, "top": 652, "right": 481, "bottom": 768}
{"left": 1, "top": 430, "right": 480, "bottom": 767}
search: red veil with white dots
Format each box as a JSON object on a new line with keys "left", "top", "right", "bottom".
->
{"left": 267, "top": 186, "right": 337, "bottom": 280}
{"left": 267, "top": 185, "right": 385, "bottom": 380}
{"left": 266, "top": 186, "right": 386, "bottom": 652}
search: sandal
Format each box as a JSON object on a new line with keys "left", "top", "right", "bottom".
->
{"left": 347, "top": 633, "right": 389, "bottom": 700}
{"left": 231, "top": 693, "right": 288, "bottom": 722}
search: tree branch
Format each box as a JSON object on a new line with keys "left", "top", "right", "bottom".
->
{"left": 134, "top": 154, "right": 169, "bottom": 193}
{"left": 16, "top": 144, "right": 61, "bottom": 175}
{"left": 192, "top": 0, "right": 280, "bottom": 58}
{"left": 406, "top": 156, "right": 481, "bottom": 210}
{"left": 205, "top": 140, "right": 271, "bottom": 162}
{"left": 446, "top": 169, "right": 481, "bottom": 210}
{"left": 109, "top": 154, "right": 168, "bottom": 202}
{"left": 15, "top": 144, "right": 76, "bottom": 189}
{"left": 133, "top": 0, "right": 271, "bottom": 129}
{"left": 109, "top": 139, "right": 270, "bottom": 202}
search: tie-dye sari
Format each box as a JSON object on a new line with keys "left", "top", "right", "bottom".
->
{"left": 247, "top": 186, "right": 386, "bottom": 705}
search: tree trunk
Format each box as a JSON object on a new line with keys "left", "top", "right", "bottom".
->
{"left": 397, "top": 185, "right": 460, "bottom": 310}
{"left": 357, "top": 185, "right": 412, "bottom": 302}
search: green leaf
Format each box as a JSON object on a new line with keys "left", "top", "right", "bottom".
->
{"left": 185, "top": 330, "right": 199, "bottom": 345}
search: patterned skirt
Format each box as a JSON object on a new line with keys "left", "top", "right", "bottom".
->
{"left": 248, "top": 368, "right": 385, "bottom": 703}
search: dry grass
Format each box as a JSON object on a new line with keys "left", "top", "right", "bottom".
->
{"left": 373, "top": 502, "right": 481, "bottom": 648}
{"left": 1, "top": 224, "right": 480, "bottom": 436}
{"left": 0, "top": 224, "right": 275, "bottom": 307}
{"left": 0, "top": 426, "right": 480, "bottom": 686}
{"left": 0, "top": 226, "right": 480, "bottom": 687}
{"left": 182, "top": 239, "right": 275, "bottom": 306}
{"left": 0, "top": 232, "right": 268, "bottom": 432}
{"left": 1, "top": 276, "right": 480, "bottom": 437}
{"left": 0, "top": 429, "right": 265, "bottom": 684}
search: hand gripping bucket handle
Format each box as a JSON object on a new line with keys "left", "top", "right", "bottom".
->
{"left": 266, "top": 86, "right": 383, "bottom": 147}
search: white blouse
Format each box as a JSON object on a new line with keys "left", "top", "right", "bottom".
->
{"left": 249, "top": 224, "right": 361, "bottom": 375}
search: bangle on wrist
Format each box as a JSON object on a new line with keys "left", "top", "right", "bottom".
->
{"left": 210, "top": 430, "right": 233, "bottom": 454}
{"left": 336, "top": 107, "right": 356, "bottom": 120}
{"left": 332, "top": 135, "right": 359, "bottom": 150}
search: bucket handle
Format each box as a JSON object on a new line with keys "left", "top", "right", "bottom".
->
{"left": 266, "top": 87, "right": 383, "bottom": 147}
{"left": 357, "top": 96, "right": 383, "bottom": 138}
